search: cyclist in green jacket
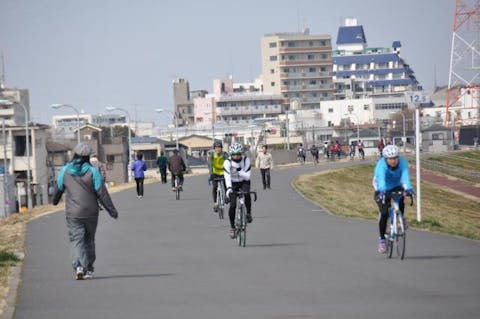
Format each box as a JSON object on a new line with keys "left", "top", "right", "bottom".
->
{"left": 207, "top": 141, "right": 229, "bottom": 212}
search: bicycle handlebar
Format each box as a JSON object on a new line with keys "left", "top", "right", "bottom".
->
{"left": 233, "top": 190, "right": 257, "bottom": 202}
{"left": 383, "top": 190, "right": 414, "bottom": 206}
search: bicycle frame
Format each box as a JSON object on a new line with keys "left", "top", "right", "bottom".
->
{"left": 214, "top": 177, "right": 225, "bottom": 219}
{"left": 385, "top": 190, "right": 411, "bottom": 260}
{"left": 233, "top": 190, "right": 257, "bottom": 247}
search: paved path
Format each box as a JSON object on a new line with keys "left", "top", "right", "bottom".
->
{"left": 14, "top": 162, "right": 480, "bottom": 319}
{"left": 418, "top": 170, "right": 480, "bottom": 198}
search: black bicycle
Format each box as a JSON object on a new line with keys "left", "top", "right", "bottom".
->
{"left": 233, "top": 190, "right": 257, "bottom": 247}
{"left": 213, "top": 177, "right": 226, "bottom": 219}
{"left": 385, "top": 190, "right": 414, "bottom": 260}
{"left": 173, "top": 175, "right": 181, "bottom": 200}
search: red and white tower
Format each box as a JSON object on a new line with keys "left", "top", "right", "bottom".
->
{"left": 446, "top": 0, "right": 480, "bottom": 126}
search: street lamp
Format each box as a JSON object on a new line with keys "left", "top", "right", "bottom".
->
{"left": 51, "top": 104, "right": 81, "bottom": 143}
{"left": 344, "top": 113, "right": 360, "bottom": 142}
{"left": 0, "top": 99, "right": 32, "bottom": 210}
{"left": 156, "top": 108, "right": 179, "bottom": 150}
{"left": 390, "top": 112, "right": 406, "bottom": 153}
{"left": 106, "top": 106, "right": 133, "bottom": 182}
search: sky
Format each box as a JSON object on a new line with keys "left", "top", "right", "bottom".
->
{"left": 0, "top": 0, "right": 455, "bottom": 126}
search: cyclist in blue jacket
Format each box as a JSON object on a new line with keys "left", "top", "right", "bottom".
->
{"left": 372, "top": 145, "right": 414, "bottom": 253}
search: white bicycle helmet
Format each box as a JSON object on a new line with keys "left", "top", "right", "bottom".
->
{"left": 382, "top": 144, "right": 399, "bottom": 158}
{"left": 229, "top": 143, "right": 243, "bottom": 155}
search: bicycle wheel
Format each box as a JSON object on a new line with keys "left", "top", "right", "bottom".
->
{"left": 217, "top": 188, "right": 224, "bottom": 220}
{"left": 237, "top": 205, "right": 246, "bottom": 247}
{"left": 396, "top": 217, "right": 406, "bottom": 260}
{"left": 386, "top": 223, "right": 394, "bottom": 259}
{"left": 175, "top": 178, "right": 180, "bottom": 200}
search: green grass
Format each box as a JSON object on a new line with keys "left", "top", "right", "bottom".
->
{"left": 425, "top": 151, "right": 480, "bottom": 171}
{"left": 294, "top": 164, "right": 480, "bottom": 240}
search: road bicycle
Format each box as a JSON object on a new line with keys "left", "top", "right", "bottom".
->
{"left": 213, "top": 177, "right": 226, "bottom": 220}
{"left": 385, "top": 190, "right": 414, "bottom": 260}
{"left": 233, "top": 190, "right": 257, "bottom": 247}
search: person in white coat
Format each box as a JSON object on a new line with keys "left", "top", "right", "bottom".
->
{"left": 224, "top": 143, "right": 252, "bottom": 238}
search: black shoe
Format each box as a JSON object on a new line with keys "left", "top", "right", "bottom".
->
{"left": 246, "top": 213, "right": 252, "bottom": 223}
{"left": 263, "top": 186, "right": 266, "bottom": 190}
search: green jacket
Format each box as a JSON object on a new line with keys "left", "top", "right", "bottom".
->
{"left": 156, "top": 156, "right": 168, "bottom": 169}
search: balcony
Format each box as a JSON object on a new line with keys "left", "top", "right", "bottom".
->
{"left": 279, "top": 47, "right": 331, "bottom": 53}
{"left": 281, "top": 71, "right": 333, "bottom": 79}
{"left": 218, "top": 105, "right": 283, "bottom": 116}
{"left": 286, "top": 84, "right": 333, "bottom": 92}
{"left": 279, "top": 59, "right": 332, "bottom": 67}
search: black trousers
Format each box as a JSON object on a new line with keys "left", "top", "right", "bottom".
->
{"left": 159, "top": 167, "right": 167, "bottom": 183}
{"left": 135, "top": 178, "right": 144, "bottom": 196}
{"left": 171, "top": 173, "right": 184, "bottom": 188}
{"left": 228, "top": 181, "right": 251, "bottom": 229}
{"left": 374, "top": 186, "right": 405, "bottom": 239}
{"left": 260, "top": 168, "right": 271, "bottom": 188}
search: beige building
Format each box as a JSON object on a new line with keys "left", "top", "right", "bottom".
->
{"left": 261, "top": 29, "right": 334, "bottom": 110}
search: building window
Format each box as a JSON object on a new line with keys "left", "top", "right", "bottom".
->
{"left": 270, "top": 55, "right": 277, "bottom": 61}
{"left": 288, "top": 55, "right": 295, "bottom": 60}
{"left": 309, "top": 41, "right": 314, "bottom": 46}
{"left": 432, "top": 133, "right": 444, "bottom": 140}
{"left": 271, "top": 82, "right": 275, "bottom": 87}
{"left": 328, "top": 108, "right": 334, "bottom": 113}
{"left": 309, "top": 67, "right": 316, "bottom": 72}
{"left": 106, "top": 155, "right": 115, "bottom": 163}
{"left": 309, "top": 80, "right": 316, "bottom": 85}
{"left": 364, "top": 104, "right": 370, "bottom": 110}
{"left": 320, "top": 40, "right": 326, "bottom": 46}
{"left": 270, "top": 69, "right": 275, "bottom": 74}
{"left": 283, "top": 67, "right": 290, "bottom": 73}
{"left": 269, "top": 42, "right": 277, "bottom": 48}
{"left": 288, "top": 42, "right": 295, "bottom": 47}
{"left": 14, "top": 136, "right": 27, "bottom": 156}
{"left": 307, "top": 54, "right": 314, "bottom": 60}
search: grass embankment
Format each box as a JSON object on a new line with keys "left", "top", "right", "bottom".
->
{"left": 424, "top": 151, "right": 480, "bottom": 172}
{"left": 294, "top": 164, "right": 480, "bottom": 240}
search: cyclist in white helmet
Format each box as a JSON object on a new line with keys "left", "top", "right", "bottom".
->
{"left": 372, "top": 144, "right": 414, "bottom": 254}
{"left": 224, "top": 143, "right": 253, "bottom": 239}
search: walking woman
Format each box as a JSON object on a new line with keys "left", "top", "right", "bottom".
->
{"left": 132, "top": 152, "right": 147, "bottom": 198}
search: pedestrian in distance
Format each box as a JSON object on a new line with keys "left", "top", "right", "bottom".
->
{"left": 156, "top": 151, "right": 168, "bottom": 184}
{"left": 256, "top": 144, "right": 273, "bottom": 189}
{"left": 53, "top": 142, "right": 119, "bottom": 280}
{"left": 131, "top": 152, "right": 147, "bottom": 198}
{"left": 358, "top": 140, "right": 365, "bottom": 160}
{"left": 90, "top": 152, "right": 107, "bottom": 185}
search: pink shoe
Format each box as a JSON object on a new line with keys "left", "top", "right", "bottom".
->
{"left": 378, "top": 239, "right": 387, "bottom": 254}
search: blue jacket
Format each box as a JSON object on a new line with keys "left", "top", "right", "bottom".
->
{"left": 131, "top": 159, "right": 147, "bottom": 178}
{"left": 373, "top": 156, "right": 413, "bottom": 192}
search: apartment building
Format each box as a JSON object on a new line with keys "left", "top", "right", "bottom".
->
{"left": 332, "top": 18, "right": 421, "bottom": 100}
{"left": 261, "top": 29, "right": 334, "bottom": 110}
{"left": 173, "top": 78, "right": 195, "bottom": 126}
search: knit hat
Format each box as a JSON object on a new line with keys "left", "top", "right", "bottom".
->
{"left": 73, "top": 143, "right": 93, "bottom": 156}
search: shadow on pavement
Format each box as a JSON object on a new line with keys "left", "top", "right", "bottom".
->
{"left": 405, "top": 255, "right": 467, "bottom": 260}
{"left": 93, "top": 273, "right": 175, "bottom": 280}
{"left": 247, "top": 243, "right": 304, "bottom": 248}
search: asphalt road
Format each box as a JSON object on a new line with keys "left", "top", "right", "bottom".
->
{"left": 14, "top": 162, "right": 480, "bottom": 319}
